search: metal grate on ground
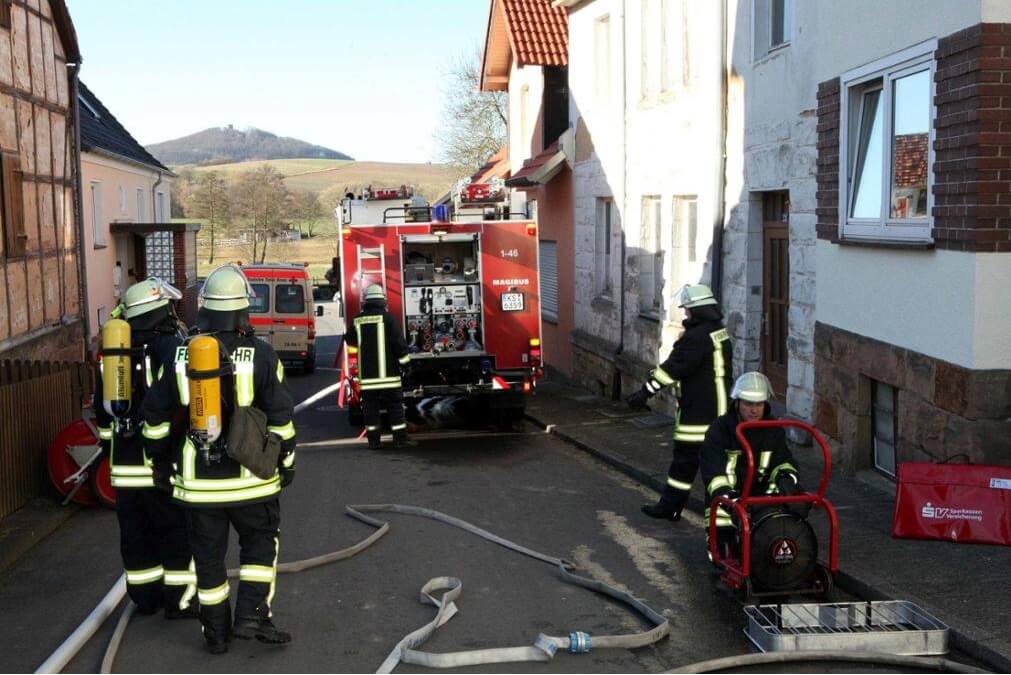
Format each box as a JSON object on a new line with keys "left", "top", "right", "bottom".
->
{"left": 744, "top": 600, "right": 949, "bottom": 656}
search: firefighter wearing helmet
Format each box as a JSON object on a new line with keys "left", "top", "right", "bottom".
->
{"left": 141, "top": 264, "right": 296, "bottom": 654}
{"left": 699, "top": 372, "right": 804, "bottom": 559}
{"left": 627, "top": 284, "right": 732, "bottom": 521}
{"left": 344, "top": 283, "right": 414, "bottom": 449}
{"left": 94, "top": 278, "right": 197, "bottom": 619}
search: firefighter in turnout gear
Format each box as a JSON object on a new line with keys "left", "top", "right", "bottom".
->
{"left": 627, "top": 284, "right": 732, "bottom": 521}
{"left": 699, "top": 371, "right": 803, "bottom": 560}
{"left": 141, "top": 264, "right": 296, "bottom": 655}
{"left": 345, "top": 283, "right": 414, "bottom": 449}
{"left": 93, "top": 278, "right": 198, "bottom": 619}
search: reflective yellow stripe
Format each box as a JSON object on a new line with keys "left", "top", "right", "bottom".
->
{"left": 239, "top": 565, "right": 275, "bottom": 583}
{"left": 281, "top": 452, "right": 295, "bottom": 468}
{"left": 235, "top": 358, "right": 255, "bottom": 407}
{"left": 651, "top": 366, "right": 675, "bottom": 387}
{"left": 398, "top": 354, "right": 411, "bottom": 365}
{"left": 276, "top": 360, "right": 285, "bottom": 382}
{"left": 366, "top": 425, "right": 380, "bottom": 431}
{"left": 142, "top": 421, "right": 170, "bottom": 440}
{"left": 112, "top": 465, "right": 153, "bottom": 476}
{"left": 125, "top": 566, "right": 164, "bottom": 585}
{"left": 198, "top": 582, "right": 230, "bottom": 606}
{"left": 770, "top": 462, "right": 798, "bottom": 485}
{"left": 267, "top": 421, "right": 296, "bottom": 440}
{"left": 174, "top": 347, "right": 189, "bottom": 405}
{"left": 667, "top": 477, "right": 692, "bottom": 491}
{"left": 676, "top": 423, "right": 709, "bottom": 433}
{"left": 266, "top": 536, "right": 279, "bottom": 615}
{"left": 710, "top": 329, "right": 729, "bottom": 416}
{"left": 674, "top": 430, "right": 706, "bottom": 443}
{"left": 173, "top": 480, "right": 281, "bottom": 504}
{"left": 97, "top": 426, "right": 113, "bottom": 440}
{"left": 145, "top": 355, "right": 154, "bottom": 388}
{"left": 708, "top": 475, "right": 732, "bottom": 495}
{"left": 360, "top": 379, "right": 403, "bottom": 391}
{"left": 726, "top": 450, "right": 740, "bottom": 490}
{"left": 112, "top": 475, "right": 155, "bottom": 488}
{"left": 758, "top": 451, "right": 772, "bottom": 476}
{"left": 177, "top": 560, "right": 197, "bottom": 610}
{"left": 163, "top": 569, "right": 198, "bottom": 586}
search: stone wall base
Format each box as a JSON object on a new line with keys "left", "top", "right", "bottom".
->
{"left": 814, "top": 321, "right": 1010, "bottom": 473}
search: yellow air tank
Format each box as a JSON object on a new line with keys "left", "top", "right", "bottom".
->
{"left": 101, "top": 318, "right": 132, "bottom": 419}
{"left": 188, "top": 336, "right": 222, "bottom": 443}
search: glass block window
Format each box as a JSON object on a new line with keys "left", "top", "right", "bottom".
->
{"left": 185, "top": 231, "right": 197, "bottom": 285}
{"left": 873, "top": 381, "right": 898, "bottom": 478}
{"left": 145, "top": 231, "right": 175, "bottom": 285}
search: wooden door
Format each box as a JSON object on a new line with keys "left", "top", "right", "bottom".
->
{"left": 762, "top": 192, "right": 790, "bottom": 397}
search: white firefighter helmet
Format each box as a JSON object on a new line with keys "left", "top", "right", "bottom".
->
{"left": 364, "top": 284, "right": 387, "bottom": 303}
{"left": 678, "top": 284, "right": 718, "bottom": 309}
{"left": 200, "top": 264, "right": 254, "bottom": 312}
{"left": 121, "top": 277, "right": 182, "bottom": 320}
{"left": 731, "top": 371, "right": 774, "bottom": 403}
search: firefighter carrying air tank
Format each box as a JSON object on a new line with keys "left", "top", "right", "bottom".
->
{"left": 94, "top": 278, "right": 197, "bottom": 619}
{"left": 141, "top": 264, "right": 297, "bottom": 655}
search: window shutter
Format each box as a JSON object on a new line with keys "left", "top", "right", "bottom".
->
{"left": 2, "top": 152, "right": 26, "bottom": 258}
{"left": 539, "top": 240, "right": 558, "bottom": 320}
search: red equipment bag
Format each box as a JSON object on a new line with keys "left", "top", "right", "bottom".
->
{"left": 892, "top": 462, "right": 1011, "bottom": 546}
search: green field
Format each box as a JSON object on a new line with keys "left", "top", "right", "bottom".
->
{"left": 184, "top": 158, "right": 459, "bottom": 201}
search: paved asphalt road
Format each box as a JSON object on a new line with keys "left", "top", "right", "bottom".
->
{"left": 0, "top": 305, "right": 754, "bottom": 673}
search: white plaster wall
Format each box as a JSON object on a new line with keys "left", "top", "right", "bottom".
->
{"left": 568, "top": 0, "right": 625, "bottom": 348}
{"left": 817, "top": 243, "right": 1010, "bottom": 370}
{"left": 726, "top": 0, "right": 987, "bottom": 421}
{"left": 973, "top": 254, "right": 1011, "bottom": 370}
{"left": 982, "top": 0, "right": 1011, "bottom": 22}
{"left": 624, "top": 0, "right": 722, "bottom": 363}
{"left": 507, "top": 62, "right": 545, "bottom": 173}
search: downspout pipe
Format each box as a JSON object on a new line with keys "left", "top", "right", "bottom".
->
{"left": 711, "top": 0, "right": 729, "bottom": 303}
{"left": 611, "top": 0, "right": 629, "bottom": 401}
{"left": 151, "top": 170, "right": 163, "bottom": 222}
{"left": 69, "top": 62, "right": 90, "bottom": 353}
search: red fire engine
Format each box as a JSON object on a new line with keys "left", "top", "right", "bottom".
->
{"left": 338, "top": 186, "right": 542, "bottom": 429}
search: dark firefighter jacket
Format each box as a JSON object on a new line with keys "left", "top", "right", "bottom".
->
{"left": 645, "top": 317, "right": 732, "bottom": 443}
{"left": 94, "top": 330, "right": 184, "bottom": 490}
{"left": 141, "top": 331, "right": 296, "bottom": 507}
{"left": 699, "top": 405, "right": 799, "bottom": 528}
{"left": 345, "top": 302, "right": 410, "bottom": 391}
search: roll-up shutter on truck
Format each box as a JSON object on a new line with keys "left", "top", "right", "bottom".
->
{"left": 539, "top": 241, "right": 558, "bottom": 322}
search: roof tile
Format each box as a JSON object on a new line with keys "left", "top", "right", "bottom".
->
{"left": 501, "top": 0, "right": 568, "bottom": 67}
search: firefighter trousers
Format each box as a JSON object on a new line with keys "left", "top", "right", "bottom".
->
{"left": 657, "top": 440, "right": 703, "bottom": 514}
{"left": 117, "top": 488, "right": 195, "bottom": 615}
{"left": 185, "top": 499, "right": 280, "bottom": 635}
{"left": 361, "top": 387, "right": 408, "bottom": 443}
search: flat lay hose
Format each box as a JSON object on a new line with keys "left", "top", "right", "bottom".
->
{"left": 667, "top": 650, "right": 988, "bottom": 673}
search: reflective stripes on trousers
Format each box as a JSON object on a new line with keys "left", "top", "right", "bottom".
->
{"left": 198, "top": 581, "right": 230, "bottom": 606}
{"left": 126, "top": 565, "right": 164, "bottom": 585}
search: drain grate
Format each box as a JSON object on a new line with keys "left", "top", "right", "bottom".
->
{"left": 744, "top": 600, "right": 949, "bottom": 656}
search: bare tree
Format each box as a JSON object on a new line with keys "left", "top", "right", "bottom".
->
{"left": 434, "top": 46, "right": 508, "bottom": 172}
{"left": 184, "top": 171, "right": 231, "bottom": 264}
{"left": 290, "top": 190, "right": 326, "bottom": 238}
{"left": 232, "top": 166, "right": 290, "bottom": 263}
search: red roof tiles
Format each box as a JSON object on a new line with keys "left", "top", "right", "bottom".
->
{"left": 502, "top": 0, "right": 568, "bottom": 67}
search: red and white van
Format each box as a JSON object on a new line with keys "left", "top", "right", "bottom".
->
{"left": 242, "top": 263, "right": 317, "bottom": 373}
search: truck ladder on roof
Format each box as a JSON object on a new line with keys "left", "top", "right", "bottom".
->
{"left": 357, "top": 244, "right": 387, "bottom": 299}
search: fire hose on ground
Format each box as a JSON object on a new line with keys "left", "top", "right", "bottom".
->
{"left": 33, "top": 381, "right": 990, "bottom": 674}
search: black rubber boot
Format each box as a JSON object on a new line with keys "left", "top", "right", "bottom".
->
{"left": 367, "top": 431, "right": 382, "bottom": 450}
{"left": 393, "top": 430, "right": 416, "bottom": 448}
{"left": 233, "top": 617, "right": 292, "bottom": 644}
{"left": 200, "top": 603, "right": 232, "bottom": 655}
{"left": 640, "top": 502, "right": 682, "bottom": 521}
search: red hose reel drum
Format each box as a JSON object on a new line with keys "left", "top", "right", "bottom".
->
{"left": 46, "top": 418, "right": 115, "bottom": 508}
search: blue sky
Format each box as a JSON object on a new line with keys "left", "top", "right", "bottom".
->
{"left": 67, "top": 0, "right": 490, "bottom": 163}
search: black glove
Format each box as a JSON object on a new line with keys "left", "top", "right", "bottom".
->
{"left": 280, "top": 467, "right": 295, "bottom": 488}
{"left": 626, "top": 386, "right": 651, "bottom": 410}
{"left": 152, "top": 459, "right": 173, "bottom": 495}
{"left": 777, "top": 475, "right": 812, "bottom": 518}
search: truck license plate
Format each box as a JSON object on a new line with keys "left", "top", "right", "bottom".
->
{"left": 501, "top": 292, "right": 525, "bottom": 312}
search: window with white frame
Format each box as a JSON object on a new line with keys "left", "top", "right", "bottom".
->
{"left": 594, "top": 14, "right": 611, "bottom": 105}
{"left": 118, "top": 185, "right": 126, "bottom": 215}
{"left": 872, "top": 380, "right": 898, "bottom": 478}
{"left": 595, "top": 197, "right": 614, "bottom": 296}
{"left": 639, "top": 196, "right": 663, "bottom": 315}
{"left": 136, "top": 188, "right": 145, "bottom": 221}
{"left": 156, "top": 191, "right": 166, "bottom": 222}
{"left": 753, "top": 0, "right": 792, "bottom": 61}
{"left": 90, "top": 181, "right": 105, "bottom": 247}
{"left": 840, "top": 41, "right": 935, "bottom": 241}
{"left": 661, "top": 0, "right": 687, "bottom": 92}
{"left": 673, "top": 195, "right": 698, "bottom": 267}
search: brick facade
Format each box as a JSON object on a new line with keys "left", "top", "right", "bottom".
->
{"left": 814, "top": 322, "right": 1010, "bottom": 472}
{"left": 815, "top": 78, "right": 840, "bottom": 242}
{"left": 933, "top": 23, "right": 1011, "bottom": 252}
{"left": 816, "top": 24, "right": 1011, "bottom": 249}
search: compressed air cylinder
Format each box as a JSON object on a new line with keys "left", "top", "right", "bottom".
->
{"left": 188, "top": 336, "right": 222, "bottom": 443}
{"left": 101, "top": 318, "right": 132, "bottom": 419}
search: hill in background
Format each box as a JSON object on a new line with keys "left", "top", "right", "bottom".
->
{"left": 187, "top": 158, "right": 459, "bottom": 203}
{"left": 146, "top": 126, "right": 352, "bottom": 166}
